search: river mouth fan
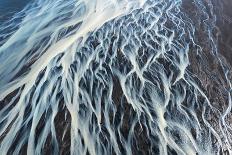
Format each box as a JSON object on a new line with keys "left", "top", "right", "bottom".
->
{"left": 0, "top": 0, "right": 231, "bottom": 155}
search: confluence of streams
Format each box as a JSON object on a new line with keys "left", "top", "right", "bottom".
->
{"left": 0, "top": 0, "right": 231, "bottom": 155}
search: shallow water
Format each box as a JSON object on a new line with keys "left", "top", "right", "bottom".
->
{"left": 0, "top": 0, "right": 231, "bottom": 155}
{"left": 0, "top": 0, "right": 31, "bottom": 23}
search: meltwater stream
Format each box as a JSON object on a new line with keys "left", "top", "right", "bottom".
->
{"left": 0, "top": 0, "right": 232, "bottom": 155}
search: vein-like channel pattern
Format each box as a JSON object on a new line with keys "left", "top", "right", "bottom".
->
{"left": 0, "top": 0, "right": 231, "bottom": 155}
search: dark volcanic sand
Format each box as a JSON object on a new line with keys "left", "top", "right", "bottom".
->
{"left": 0, "top": 1, "right": 232, "bottom": 155}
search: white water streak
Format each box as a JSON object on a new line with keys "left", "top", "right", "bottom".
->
{"left": 0, "top": 0, "right": 231, "bottom": 155}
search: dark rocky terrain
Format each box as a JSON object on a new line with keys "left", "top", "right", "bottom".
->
{"left": 0, "top": 0, "right": 232, "bottom": 155}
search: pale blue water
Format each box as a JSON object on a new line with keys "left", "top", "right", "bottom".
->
{"left": 0, "top": 0, "right": 31, "bottom": 22}
{"left": 0, "top": 1, "right": 231, "bottom": 154}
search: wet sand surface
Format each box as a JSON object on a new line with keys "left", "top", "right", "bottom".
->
{"left": 217, "top": 1, "right": 232, "bottom": 66}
